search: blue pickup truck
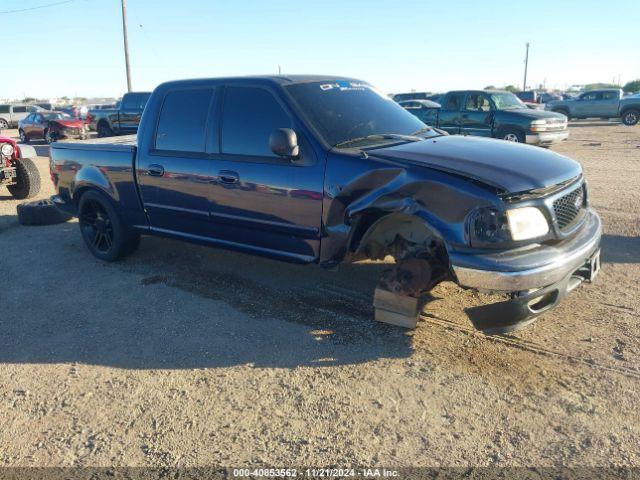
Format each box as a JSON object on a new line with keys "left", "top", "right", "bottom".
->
{"left": 545, "top": 88, "right": 640, "bottom": 125}
{"left": 50, "top": 76, "right": 602, "bottom": 333}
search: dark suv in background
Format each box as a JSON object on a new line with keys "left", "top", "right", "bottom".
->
{"left": 87, "top": 91, "right": 151, "bottom": 137}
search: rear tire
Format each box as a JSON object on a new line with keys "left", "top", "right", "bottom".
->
{"left": 97, "top": 121, "right": 114, "bottom": 138}
{"left": 19, "top": 129, "right": 28, "bottom": 143}
{"left": 7, "top": 157, "right": 41, "bottom": 200}
{"left": 78, "top": 190, "right": 140, "bottom": 261}
{"left": 621, "top": 109, "right": 639, "bottom": 126}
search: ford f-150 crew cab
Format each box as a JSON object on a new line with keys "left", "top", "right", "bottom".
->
{"left": 50, "top": 76, "right": 602, "bottom": 333}
{"left": 545, "top": 88, "right": 640, "bottom": 126}
{"left": 402, "top": 90, "right": 569, "bottom": 146}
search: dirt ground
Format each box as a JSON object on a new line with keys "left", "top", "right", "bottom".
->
{"left": 0, "top": 123, "right": 639, "bottom": 469}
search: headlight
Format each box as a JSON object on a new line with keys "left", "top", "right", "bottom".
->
{"left": 468, "top": 208, "right": 511, "bottom": 246}
{"left": 468, "top": 206, "right": 549, "bottom": 245}
{"left": 506, "top": 207, "right": 549, "bottom": 241}
{"left": 530, "top": 119, "right": 548, "bottom": 132}
{"left": 1, "top": 143, "right": 14, "bottom": 157}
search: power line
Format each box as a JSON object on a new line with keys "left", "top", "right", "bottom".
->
{"left": 0, "top": 0, "right": 78, "bottom": 14}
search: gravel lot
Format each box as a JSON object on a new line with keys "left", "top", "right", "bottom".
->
{"left": 0, "top": 123, "right": 639, "bottom": 468}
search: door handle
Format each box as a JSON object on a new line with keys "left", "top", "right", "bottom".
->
{"left": 148, "top": 164, "right": 164, "bottom": 176}
{"left": 219, "top": 170, "right": 239, "bottom": 184}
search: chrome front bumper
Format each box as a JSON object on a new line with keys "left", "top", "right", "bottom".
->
{"left": 450, "top": 208, "right": 602, "bottom": 292}
{"left": 526, "top": 130, "right": 569, "bottom": 145}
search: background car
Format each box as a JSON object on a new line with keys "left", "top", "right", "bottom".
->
{"left": 516, "top": 90, "right": 539, "bottom": 103}
{"left": 538, "top": 92, "right": 563, "bottom": 103}
{"left": 18, "top": 111, "right": 87, "bottom": 144}
{"left": 0, "top": 104, "right": 43, "bottom": 129}
{"left": 391, "top": 91, "right": 432, "bottom": 102}
{"left": 398, "top": 99, "right": 442, "bottom": 125}
{"left": 545, "top": 88, "right": 640, "bottom": 124}
{"left": 36, "top": 102, "right": 55, "bottom": 111}
{"left": 404, "top": 89, "right": 569, "bottom": 146}
{"left": 89, "top": 91, "right": 150, "bottom": 137}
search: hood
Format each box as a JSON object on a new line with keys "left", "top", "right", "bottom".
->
{"left": 371, "top": 135, "right": 582, "bottom": 193}
{"left": 53, "top": 119, "right": 85, "bottom": 128}
{"left": 501, "top": 108, "right": 565, "bottom": 120}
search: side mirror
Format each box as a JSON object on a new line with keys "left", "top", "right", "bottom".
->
{"left": 269, "top": 128, "right": 299, "bottom": 158}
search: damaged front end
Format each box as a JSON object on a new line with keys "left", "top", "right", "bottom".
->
{"left": 451, "top": 207, "right": 602, "bottom": 333}
{"left": 463, "top": 249, "right": 601, "bottom": 334}
{"left": 320, "top": 146, "right": 601, "bottom": 333}
{"left": 450, "top": 182, "right": 603, "bottom": 334}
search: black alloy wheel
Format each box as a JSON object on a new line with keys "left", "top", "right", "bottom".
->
{"left": 78, "top": 190, "right": 140, "bottom": 261}
{"left": 80, "top": 198, "right": 115, "bottom": 255}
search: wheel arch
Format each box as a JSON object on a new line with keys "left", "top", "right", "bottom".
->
{"left": 620, "top": 105, "right": 639, "bottom": 116}
{"left": 495, "top": 124, "right": 526, "bottom": 141}
{"left": 16, "top": 143, "right": 37, "bottom": 159}
{"left": 72, "top": 168, "right": 119, "bottom": 207}
{"left": 347, "top": 210, "right": 447, "bottom": 262}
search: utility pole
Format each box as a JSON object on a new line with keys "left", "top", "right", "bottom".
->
{"left": 121, "top": 0, "right": 132, "bottom": 92}
{"left": 523, "top": 42, "right": 529, "bottom": 91}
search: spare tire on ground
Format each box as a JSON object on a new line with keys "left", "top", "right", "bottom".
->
{"left": 17, "top": 199, "right": 73, "bottom": 226}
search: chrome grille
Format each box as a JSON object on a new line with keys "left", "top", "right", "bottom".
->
{"left": 546, "top": 118, "right": 568, "bottom": 131}
{"left": 553, "top": 183, "right": 585, "bottom": 230}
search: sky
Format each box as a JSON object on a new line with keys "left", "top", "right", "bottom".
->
{"left": 2, "top": 0, "right": 639, "bottom": 100}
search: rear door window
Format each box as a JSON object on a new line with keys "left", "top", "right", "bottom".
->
{"left": 13, "top": 106, "right": 27, "bottom": 113}
{"left": 122, "top": 93, "right": 151, "bottom": 111}
{"left": 221, "top": 86, "right": 291, "bottom": 157}
{"left": 444, "top": 93, "right": 465, "bottom": 111}
{"left": 464, "top": 93, "right": 492, "bottom": 112}
{"left": 155, "top": 88, "right": 214, "bottom": 153}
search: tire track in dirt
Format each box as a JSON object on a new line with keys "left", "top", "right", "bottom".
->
{"left": 318, "top": 284, "right": 640, "bottom": 380}
{"left": 419, "top": 313, "right": 640, "bottom": 380}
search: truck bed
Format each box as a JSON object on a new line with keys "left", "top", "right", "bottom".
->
{"left": 50, "top": 134, "right": 143, "bottom": 223}
{"left": 52, "top": 134, "right": 137, "bottom": 152}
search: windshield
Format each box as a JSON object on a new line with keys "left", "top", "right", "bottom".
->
{"left": 491, "top": 92, "right": 526, "bottom": 110}
{"left": 43, "top": 113, "right": 71, "bottom": 120}
{"left": 285, "top": 81, "right": 430, "bottom": 148}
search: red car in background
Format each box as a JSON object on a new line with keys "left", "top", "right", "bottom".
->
{"left": 18, "top": 111, "right": 87, "bottom": 144}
